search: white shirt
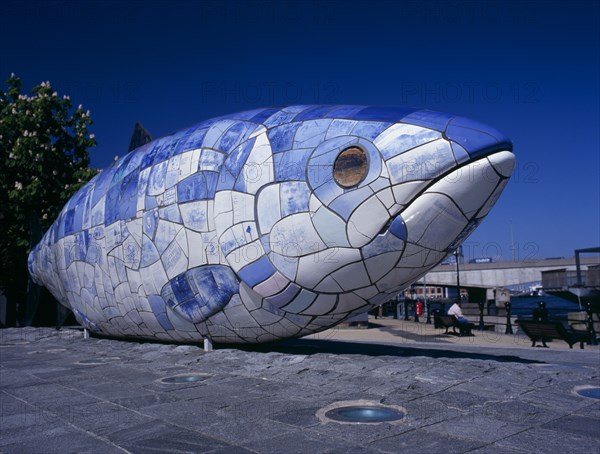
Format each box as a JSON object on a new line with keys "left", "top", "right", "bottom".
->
{"left": 448, "top": 303, "right": 464, "bottom": 318}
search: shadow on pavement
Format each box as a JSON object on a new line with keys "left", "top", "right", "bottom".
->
{"left": 234, "top": 338, "right": 545, "bottom": 364}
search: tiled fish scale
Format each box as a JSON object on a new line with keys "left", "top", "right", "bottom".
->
{"left": 29, "top": 106, "right": 514, "bottom": 343}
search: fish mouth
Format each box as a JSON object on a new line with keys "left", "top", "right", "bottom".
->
{"left": 381, "top": 148, "right": 515, "bottom": 250}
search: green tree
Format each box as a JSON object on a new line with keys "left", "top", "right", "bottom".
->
{"left": 0, "top": 74, "right": 98, "bottom": 326}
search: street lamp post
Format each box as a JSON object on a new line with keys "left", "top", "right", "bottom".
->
{"left": 454, "top": 247, "right": 461, "bottom": 302}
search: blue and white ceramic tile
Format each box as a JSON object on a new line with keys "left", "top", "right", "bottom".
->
{"left": 29, "top": 105, "right": 515, "bottom": 343}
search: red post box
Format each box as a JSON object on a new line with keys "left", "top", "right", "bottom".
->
{"left": 416, "top": 301, "right": 423, "bottom": 316}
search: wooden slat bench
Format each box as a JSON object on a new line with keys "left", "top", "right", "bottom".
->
{"left": 434, "top": 315, "right": 475, "bottom": 336}
{"left": 516, "top": 320, "right": 588, "bottom": 349}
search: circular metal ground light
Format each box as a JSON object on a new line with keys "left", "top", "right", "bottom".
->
{"left": 575, "top": 386, "right": 600, "bottom": 400}
{"left": 317, "top": 400, "right": 406, "bottom": 425}
{"left": 159, "top": 373, "right": 210, "bottom": 384}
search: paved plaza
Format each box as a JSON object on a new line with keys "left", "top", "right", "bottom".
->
{"left": 1, "top": 319, "right": 599, "bottom": 453}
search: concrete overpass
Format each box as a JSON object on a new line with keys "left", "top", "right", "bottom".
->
{"left": 417, "top": 257, "right": 600, "bottom": 290}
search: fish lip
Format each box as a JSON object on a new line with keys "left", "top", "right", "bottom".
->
{"left": 379, "top": 146, "right": 514, "bottom": 237}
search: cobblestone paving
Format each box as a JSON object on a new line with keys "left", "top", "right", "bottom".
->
{"left": 1, "top": 327, "right": 599, "bottom": 453}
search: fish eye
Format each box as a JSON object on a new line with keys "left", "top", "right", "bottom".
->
{"left": 333, "top": 146, "right": 369, "bottom": 188}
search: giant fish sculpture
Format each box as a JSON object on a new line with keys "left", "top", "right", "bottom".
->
{"left": 29, "top": 105, "right": 514, "bottom": 343}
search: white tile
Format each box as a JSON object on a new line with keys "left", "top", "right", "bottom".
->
{"left": 369, "top": 292, "right": 394, "bottom": 306}
{"left": 203, "top": 120, "right": 236, "bottom": 149}
{"left": 299, "top": 293, "right": 337, "bottom": 316}
{"left": 270, "top": 212, "right": 327, "bottom": 257}
{"left": 76, "top": 260, "right": 94, "bottom": 288}
{"left": 105, "top": 221, "right": 124, "bottom": 250}
{"left": 477, "top": 179, "right": 509, "bottom": 219}
{"left": 268, "top": 252, "right": 298, "bottom": 281}
{"left": 403, "top": 193, "right": 467, "bottom": 251}
{"left": 165, "top": 154, "right": 181, "bottom": 189}
{"left": 281, "top": 289, "right": 317, "bottom": 314}
{"left": 161, "top": 240, "right": 188, "bottom": 279}
{"left": 330, "top": 261, "right": 371, "bottom": 291}
{"left": 249, "top": 124, "right": 267, "bottom": 139}
{"left": 374, "top": 123, "right": 441, "bottom": 160}
{"left": 126, "top": 267, "right": 143, "bottom": 294}
{"left": 247, "top": 306, "right": 283, "bottom": 325}
{"left": 220, "top": 221, "right": 256, "bottom": 258}
{"left": 115, "top": 283, "right": 132, "bottom": 309}
{"left": 314, "top": 275, "right": 343, "bottom": 293}
{"left": 190, "top": 148, "right": 202, "bottom": 174}
{"left": 311, "top": 207, "right": 349, "bottom": 248}
{"left": 125, "top": 218, "right": 143, "bottom": 246}
{"left": 347, "top": 196, "right": 389, "bottom": 247}
{"left": 167, "top": 305, "right": 199, "bottom": 331}
{"left": 391, "top": 180, "right": 425, "bottom": 206}
{"left": 122, "top": 235, "right": 141, "bottom": 270}
{"left": 202, "top": 232, "right": 224, "bottom": 264}
{"left": 487, "top": 150, "right": 515, "bottom": 177}
{"left": 375, "top": 187, "right": 395, "bottom": 210}
{"left": 326, "top": 119, "right": 357, "bottom": 140}
{"left": 428, "top": 158, "right": 499, "bottom": 218}
{"left": 91, "top": 195, "right": 106, "bottom": 227}
{"left": 309, "top": 193, "right": 322, "bottom": 213}
{"left": 154, "top": 219, "right": 182, "bottom": 255}
{"left": 222, "top": 295, "right": 255, "bottom": 327}
{"left": 206, "top": 200, "right": 216, "bottom": 231}
{"left": 329, "top": 292, "right": 367, "bottom": 315}
{"left": 198, "top": 149, "right": 226, "bottom": 173}
{"left": 365, "top": 251, "right": 402, "bottom": 283}
{"left": 244, "top": 132, "right": 273, "bottom": 195}
{"left": 254, "top": 271, "right": 289, "bottom": 297}
{"left": 353, "top": 285, "right": 380, "bottom": 300}
{"left": 293, "top": 119, "right": 332, "bottom": 149}
{"left": 187, "top": 230, "right": 207, "bottom": 268}
{"left": 138, "top": 310, "right": 164, "bottom": 334}
{"left": 394, "top": 242, "right": 429, "bottom": 269}
{"left": 386, "top": 139, "right": 453, "bottom": 185}
{"left": 296, "top": 248, "right": 360, "bottom": 289}
{"left": 180, "top": 200, "right": 209, "bottom": 232}
{"left": 231, "top": 191, "right": 256, "bottom": 224}
{"left": 368, "top": 176, "right": 390, "bottom": 193}
{"left": 423, "top": 249, "right": 446, "bottom": 268}
{"left": 226, "top": 238, "right": 265, "bottom": 273}
{"left": 178, "top": 150, "right": 193, "bottom": 181}
{"left": 214, "top": 209, "right": 234, "bottom": 239}
{"left": 147, "top": 161, "right": 167, "bottom": 196}
{"left": 174, "top": 228, "right": 188, "bottom": 258}
{"left": 257, "top": 184, "right": 281, "bottom": 234}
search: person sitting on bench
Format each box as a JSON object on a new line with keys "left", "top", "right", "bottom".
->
{"left": 448, "top": 300, "right": 471, "bottom": 326}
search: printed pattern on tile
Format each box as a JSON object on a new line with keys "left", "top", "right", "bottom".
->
{"left": 29, "top": 106, "right": 515, "bottom": 343}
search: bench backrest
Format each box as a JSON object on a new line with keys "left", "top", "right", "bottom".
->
{"left": 436, "top": 315, "right": 454, "bottom": 325}
{"left": 517, "top": 320, "right": 568, "bottom": 340}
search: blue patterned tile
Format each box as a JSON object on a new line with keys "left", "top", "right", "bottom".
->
{"left": 280, "top": 182, "right": 310, "bottom": 217}
{"left": 267, "top": 122, "right": 302, "bottom": 153}
{"left": 224, "top": 138, "right": 255, "bottom": 177}
{"left": 29, "top": 105, "right": 514, "bottom": 344}
{"left": 264, "top": 282, "right": 300, "bottom": 308}
{"left": 293, "top": 105, "right": 336, "bottom": 121}
{"left": 238, "top": 255, "right": 276, "bottom": 287}
{"left": 214, "top": 121, "right": 255, "bottom": 153}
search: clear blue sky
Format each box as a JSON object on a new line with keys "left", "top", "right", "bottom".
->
{"left": 2, "top": 0, "right": 599, "bottom": 260}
